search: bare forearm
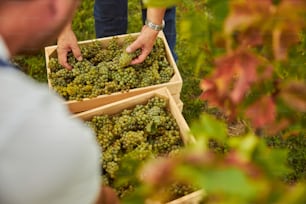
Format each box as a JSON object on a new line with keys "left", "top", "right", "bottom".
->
{"left": 59, "top": 21, "right": 73, "bottom": 38}
{"left": 146, "top": 8, "right": 166, "bottom": 25}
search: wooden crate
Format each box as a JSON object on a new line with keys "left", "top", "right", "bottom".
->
{"left": 74, "top": 87, "right": 193, "bottom": 144}
{"left": 74, "top": 87, "right": 202, "bottom": 203}
{"left": 177, "top": 99, "right": 184, "bottom": 113}
{"left": 45, "top": 32, "right": 182, "bottom": 113}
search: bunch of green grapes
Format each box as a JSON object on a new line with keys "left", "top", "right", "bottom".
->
{"left": 118, "top": 36, "right": 141, "bottom": 68}
{"left": 160, "top": 65, "right": 174, "bottom": 83}
{"left": 120, "top": 131, "right": 146, "bottom": 152}
{"left": 153, "top": 130, "right": 182, "bottom": 155}
{"left": 90, "top": 49, "right": 113, "bottom": 65}
{"left": 80, "top": 41, "right": 103, "bottom": 59}
{"left": 48, "top": 58, "right": 62, "bottom": 72}
{"left": 48, "top": 36, "right": 175, "bottom": 101}
{"left": 87, "top": 96, "right": 185, "bottom": 198}
{"left": 113, "top": 114, "right": 137, "bottom": 135}
{"left": 111, "top": 67, "right": 139, "bottom": 91}
{"left": 138, "top": 61, "right": 161, "bottom": 87}
{"left": 147, "top": 95, "right": 168, "bottom": 108}
{"left": 107, "top": 37, "right": 121, "bottom": 58}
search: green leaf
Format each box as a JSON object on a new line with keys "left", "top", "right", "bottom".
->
{"left": 177, "top": 166, "right": 256, "bottom": 199}
{"left": 228, "top": 133, "right": 259, "bottom": 161}
{"left": 190, "top": 113, "right": 227, "bottom": 141}
{"left": 254, "top": 140, "right": 291, "bottom": 177}
{"left": 121, "top": 185, "right": 149, "bottom": 204}
{"left": 206, "top": 0, "right": 229, "bottom": 30}
{"left": 142, "top": 0, "right": 179, "bottom": 7}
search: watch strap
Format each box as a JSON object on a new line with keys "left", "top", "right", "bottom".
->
{"left": 145, "top": 19, "right": 165, "bottom": 31}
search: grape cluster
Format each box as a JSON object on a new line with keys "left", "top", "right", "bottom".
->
{"left": 86, "top": 96, "right": 184, "bottom": 198}
{"left": 48, "top": 36, "right": 174, "bottom": 101}
{"left": 118, "top": 36, "right": 139, "bottom": 68}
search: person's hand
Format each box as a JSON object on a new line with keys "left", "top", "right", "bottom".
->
{"left": 126, "top": 25, "right": 159, "bottom": 65}
{"left": 95, "top": 185, "right": 120, "bottom": 204}
{"left": 57, "top": 27, "right": 82, "bottom": 70}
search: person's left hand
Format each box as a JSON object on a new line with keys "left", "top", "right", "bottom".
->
{"left": 126, "top": 25, "right": 159, "bottom": 65}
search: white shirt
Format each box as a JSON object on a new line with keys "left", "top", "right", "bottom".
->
{"left": 0, "top": 37, "right": 101, "bottom": 204}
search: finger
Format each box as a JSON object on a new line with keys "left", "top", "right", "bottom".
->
{"left": 71, "top": 44, "right": 83, "bottom": 61}
{"left": 130, "top": 49, "right": 150, "bottom": 64}
{"left": 57, "top": 48, "right": 73, "bottom": 70}
{"left": 126, "top": 39, "right": 141, "bottom": 53}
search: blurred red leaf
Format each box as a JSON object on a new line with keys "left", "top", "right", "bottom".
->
{"left": 224, "top": 0, "right": 305, "bottom": 60}
{"left": 272, "top": 0, "right": 306, "bottom": 60}
{"left": 225, "top": 0, "right": 273, "bottom": 35}
{"left": 272, "top": 26, "right": 300, "bottom": 61}
{"left": 229, "top": 51, "right": 258, "bottom": 104}
{"left": 140, "top": 157, "right": 177, "bottom": 186}
{"left": 246, "top": 96, "right": 276, "bottom": 128}
{"left": 265, "top": 118, "right": 290, "bottom": 135}
{"left": 200, "top": 50, "right": 260, "bottom": 113}
{"left": 200, "top": 79, "right": 222, "bottom": 107}
{"left": 238, "top": 28, "right": 263, "bottom": 47}
{"left": 225, "top": 151, "right": 262, "bottom": 179}
{"left": 201, "top": 0, "right": 305, "bottom": 131}
{"left": 280, "top": 81, "right": 306, "bottom": 112}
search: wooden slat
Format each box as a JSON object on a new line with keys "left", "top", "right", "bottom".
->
{"left": 74, "top": 87, "right": 193, "bottom": 145}
{"left": 166, "top": 190, "right": 205, "bottom": 204}
{"left": 74, "top": 87, "right": 203, "bottom": 203}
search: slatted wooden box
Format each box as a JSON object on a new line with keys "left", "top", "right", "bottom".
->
{"left": 74, "top": 87, "right": 192, "bottom": 144}
{"left": 45, "top": 32, "right": 182, "bottom": 113}
{"left": 74, "top": 87, "right": 204, "bottom": 203}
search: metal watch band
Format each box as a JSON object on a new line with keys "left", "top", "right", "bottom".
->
{"left": 145, "top": 19, "right": 165, "bottom": 31}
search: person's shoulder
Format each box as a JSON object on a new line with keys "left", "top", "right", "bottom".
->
{"left": 0, "top": 69, "right": 101, "bottom": 204}
{"left": 0, "top": 67, "right": 53, "bottom": 99}
{"left": 0, "top": 68, "right": 95, "bottom": 147}
{"left": 0, "top": 67, "right": 66, "bottom": 113}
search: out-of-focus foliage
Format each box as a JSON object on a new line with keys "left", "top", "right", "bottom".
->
{"left": 200, "top": 0, "right": 306, "bottom": 133}
{"left": 124, "top": 114, "right": 306, "bottom": 204}
{"left": 123, "top": 0, "right": 306, "bottom": 203}
{"left": 143, "top": 0, "right": 179, "bottom": 8}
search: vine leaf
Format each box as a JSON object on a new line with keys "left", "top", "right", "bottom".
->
{"left": 200, "top": 50, "right": 259, "bottom": 113}
{"left": 245, "top": 96, "right": 276, "bottom": 128}
{"left": 280, "top": 81, "right": 306, "bottom": 112}
{"left": 272, "top": 0, "right": 305, "bottom": 60}
{"left": 224, "top": 0, "right": 272, "bottom": 35}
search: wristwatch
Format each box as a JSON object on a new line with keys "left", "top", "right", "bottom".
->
{"left": 145, "top": 19, "right": 165, "bottom": 31}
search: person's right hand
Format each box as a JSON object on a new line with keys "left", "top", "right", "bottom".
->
{"left": 57, "top": 28, "right": 82, "bottom": 70}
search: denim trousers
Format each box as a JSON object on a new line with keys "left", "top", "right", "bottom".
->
{"left": 94, "top": 0, "right": 177, "bottom": 61}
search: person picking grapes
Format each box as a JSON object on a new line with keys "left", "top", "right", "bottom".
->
{"left": 57, "top": 1, "right": 177, "bottom": 70}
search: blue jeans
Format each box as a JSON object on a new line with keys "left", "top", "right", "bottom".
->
{"left": 94, "top": 0, "right": 177, "bottom": 61}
